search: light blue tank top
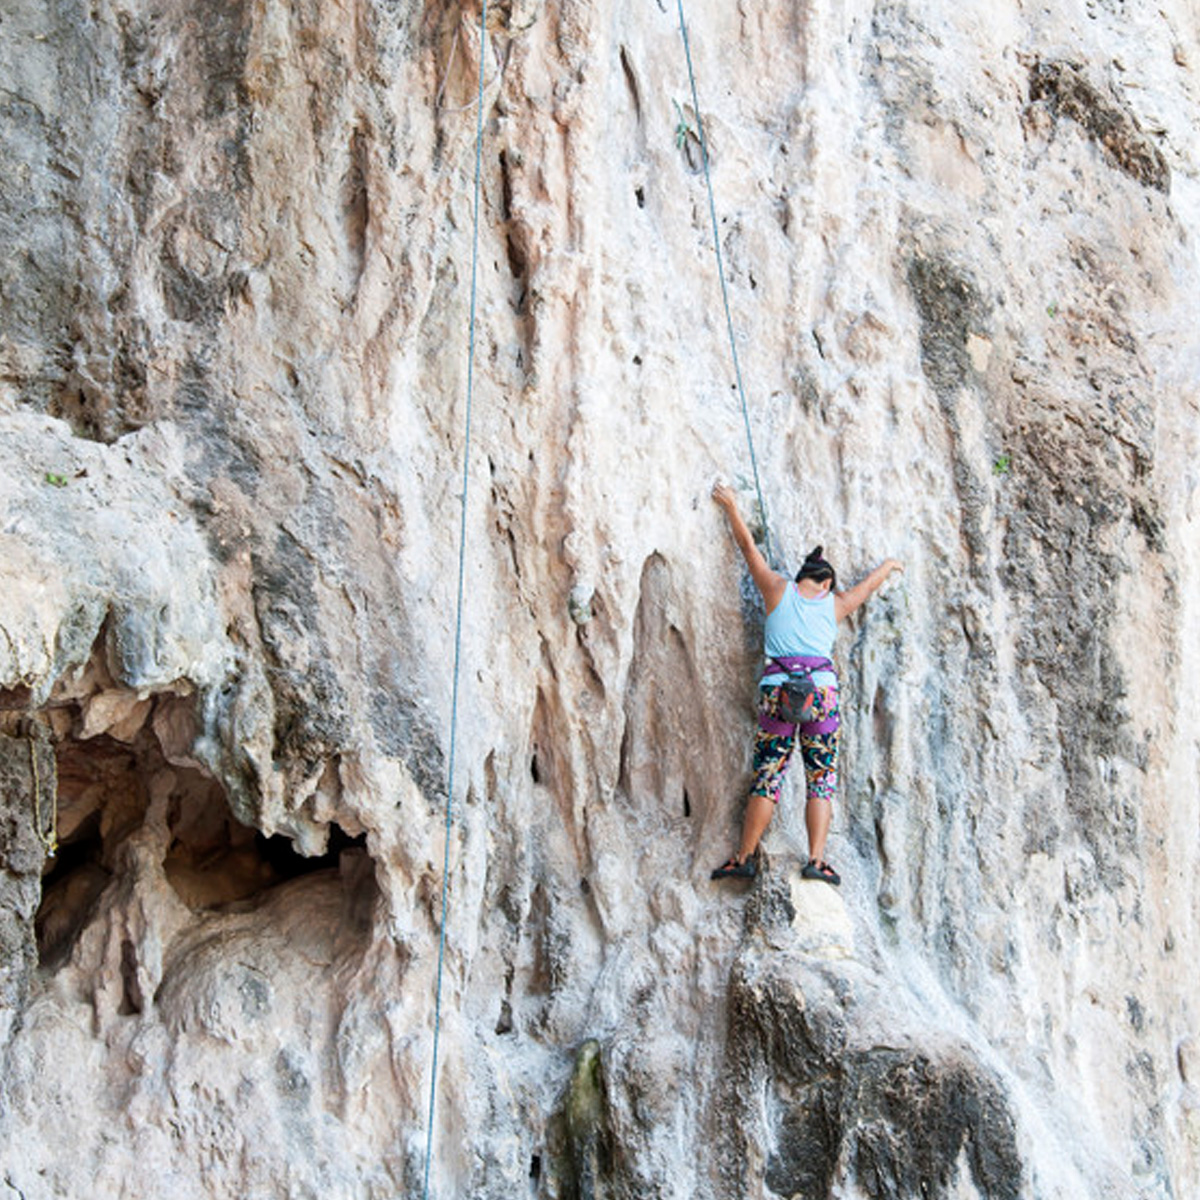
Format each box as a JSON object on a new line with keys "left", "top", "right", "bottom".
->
{"left": 762, "top": 585, "right": 837, "bottom": 688}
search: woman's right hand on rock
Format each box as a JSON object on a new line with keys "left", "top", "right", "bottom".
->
{"left": 712, "top": 482, "right": 737, "bottom": 512}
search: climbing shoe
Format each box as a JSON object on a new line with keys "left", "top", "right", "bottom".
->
{"left": 801, "top": 858, "right": 840, "bottom": 886}
{"left": 711, "top": 856, "right": 756, "bottom": 881}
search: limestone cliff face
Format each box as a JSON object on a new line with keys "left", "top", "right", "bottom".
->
{"left": 2, "top": 0, "right": 1199, "bottom": 1196}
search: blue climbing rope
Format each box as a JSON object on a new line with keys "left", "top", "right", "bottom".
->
{"left": 417, "top": 7, "right": 765, "bottom": 1190}
{"left": 421, "top": 1, "right": 488, "bottom": 1196}
{"left": 675, "top": 0, "right": 774, "bottom": 567}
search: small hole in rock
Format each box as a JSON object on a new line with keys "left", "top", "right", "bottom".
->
{"left": 530, "top": 753, "right": 541, "bottom": 784}
{"left": 118, "top": 937, "right": 144, "bottom": 1015}
{"left": 683, "top": 788, "right": 691, "bottom": 818}
{"left": 634, "top": 185, "right": 645, "bottom": 208}
{"left": 496, "top": 998, "right": 514, "bottom": 1035}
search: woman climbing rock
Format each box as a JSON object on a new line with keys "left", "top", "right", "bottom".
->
{"left": 710, "top": 483, "right": 902, "bottom": 886}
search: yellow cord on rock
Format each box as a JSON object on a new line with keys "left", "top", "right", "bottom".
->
{"left": 29, "top": 731, "right": 57, "bottom": 858}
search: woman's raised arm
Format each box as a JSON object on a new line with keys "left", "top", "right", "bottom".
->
{"left": 835, "top": 559, "right": 903, "bottom": 621}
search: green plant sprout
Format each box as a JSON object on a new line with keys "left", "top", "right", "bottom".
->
{"left": 673, "top": 99, "right": 692, "bottom": 149}
{"left": 992, "top": 453, "right": 1012, "bottom": 476}
{"left": 45, "top": 472, "right": 69, "bottom": 487}
{"left": 1046, "top": 302, "right": 1058, "bottom": 318}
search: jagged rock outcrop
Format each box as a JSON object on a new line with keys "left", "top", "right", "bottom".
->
{"left": 726, "top": 869, "right": 1023, "bottom": 1200}
{"left": 2, "top": 0, "right": 1199, "bottom": 1197}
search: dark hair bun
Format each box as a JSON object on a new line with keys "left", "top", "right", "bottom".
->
{"left": 795, "top": 546, "right": 836, "bottom": 589}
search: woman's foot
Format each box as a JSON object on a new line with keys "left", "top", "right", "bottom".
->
{"left": 711, "top": 855, "right": 757, "bottom": 880}
{"left": 801, "top": 858, "right": 840, "bottom": 886}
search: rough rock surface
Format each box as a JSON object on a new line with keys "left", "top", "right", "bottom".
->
{"left": 1, "top": 0, "right": 1199, "bottom": 1196}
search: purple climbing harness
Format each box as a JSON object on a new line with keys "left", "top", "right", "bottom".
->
{"left": 758, "top": 655, "right": 839, "bottom": 737}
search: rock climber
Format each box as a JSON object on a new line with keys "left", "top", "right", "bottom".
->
{"left": 709, "top": 483, "right": 902, "bottom": 885}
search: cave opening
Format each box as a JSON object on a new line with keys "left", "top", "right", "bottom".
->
{"left": 254, "top": 825, "right": 368, "bottom": 884}
{"left": 5, "top": 648, "right": 376, "bottom": 973}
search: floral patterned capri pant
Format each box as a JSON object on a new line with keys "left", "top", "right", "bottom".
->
{"left": 751, "top": 684, "right": 840, "bottom": 805}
